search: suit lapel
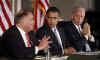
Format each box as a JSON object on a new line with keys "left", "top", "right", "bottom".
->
{"left": 43, "top": 25, "right": 63, "bottom": 55}
{"left": 48, "top": 27, "right": 58, "bottom": 43}
{"left": 14, "top": 26, "right": 27, "bottom": 47}
{"left": 56, "top": 26, "right": 65, "bottom": 47}
{"left": 44, "top": 25, "right": 58, "bottom": 42}
{"left": 70, "top": 22, "right": 82, "bottom": 37}
{"left": 70, "top": 21, "right": 86, "bottom": 40}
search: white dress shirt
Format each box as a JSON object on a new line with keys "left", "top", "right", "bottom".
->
{"left": 16, "top": 25, "right": 39, "bottom": 54}
{"left": 17, "top": 26, "right": 30, "bottom": 47}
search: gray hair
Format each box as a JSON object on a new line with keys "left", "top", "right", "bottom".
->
{"left": 72, "top": 7, "right": 85, "bottom": 16}
{"left": 72, "top": 7, "right": 85, "bottom": 12}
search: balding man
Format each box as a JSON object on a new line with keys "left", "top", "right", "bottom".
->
{"left": 2, "top": 10, "right": 50, "bottom": 60}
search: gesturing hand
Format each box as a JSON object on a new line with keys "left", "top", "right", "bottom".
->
{"left": 38, "top": 36, "right": 50, "bottom": 51}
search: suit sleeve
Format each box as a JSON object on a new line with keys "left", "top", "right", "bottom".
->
{"left": 2, "top": 30, "right": 35, "bottom": 58}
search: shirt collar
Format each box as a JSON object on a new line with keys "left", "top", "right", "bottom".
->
{"left": 74, "top": 24, "right": 81, "bottom": 30}
{"left": 16, "top": 25, "right": 26, "bottom": 34}
{"left": 52, "top": 26, "right": 57, "bottom": 32}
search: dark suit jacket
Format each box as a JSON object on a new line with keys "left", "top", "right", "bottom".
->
{"left": 36, "top": 24, "right": 67, "bottom": 56}
{"left": 2, "top": 25, "right": 37, "bottom": 59}
{"left": 58, "top": 21, "right": 96, "bottom": 52}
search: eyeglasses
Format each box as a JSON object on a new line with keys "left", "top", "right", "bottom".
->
{"left": 47, "top": 16, "right": 59, "bottom": 19}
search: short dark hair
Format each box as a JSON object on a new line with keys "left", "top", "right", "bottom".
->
{"left": 14, "top": 10, "right": 33, "bottom": 24}
{"left": 46, "top": 7, "right": 61, "bottom": 16}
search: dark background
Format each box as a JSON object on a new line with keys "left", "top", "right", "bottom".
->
{"left": 84, "top": 0, "right": 100, "bottom": 50}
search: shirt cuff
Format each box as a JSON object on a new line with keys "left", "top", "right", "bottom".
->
{"left": 35, "top": 46, "right": 39, "bottom": 54}
{"left": 90, "top": 35, "right": 95, "bottom": 42}
{"left": 84, "top": 35, "right": 95, "bottom": 42}
{"left": 84, "top": 35, "right": 88, "bottom": 40}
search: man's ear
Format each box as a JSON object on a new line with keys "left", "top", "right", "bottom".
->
{"left": 72, "top": 15, "right": 74, "bottom": 19}
{"left": 58, "top": 16, "right": 61, "bottom": 20}
{"left": 59, "top": 16, "right": 61, "bottom": 19}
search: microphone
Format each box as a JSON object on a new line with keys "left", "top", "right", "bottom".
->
{"left": 45, "top": 49, "right": 50, "bottom": 60}
{"left": 44, "top": 30, "right": 52, "bottom": 60}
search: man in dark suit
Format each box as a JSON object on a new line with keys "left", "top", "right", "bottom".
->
{"left": 61, "top": 7, "right": 96, "bottom": 54}
{"left": 36, "top": 7, "right": 67, "bottom": 56}
{"left": 2, "top": 10, "right": 49, "bottom": 60}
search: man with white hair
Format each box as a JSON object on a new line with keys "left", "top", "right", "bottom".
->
{"left": 61, "top": 7, "right": 96, "bottom": 54}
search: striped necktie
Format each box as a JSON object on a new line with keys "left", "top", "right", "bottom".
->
{"left": 25, "top": 33, "right": 31, "bottom": 47}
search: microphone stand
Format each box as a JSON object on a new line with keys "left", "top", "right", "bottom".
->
{"left": 46, "top": 49, "right": 51, "bottom": 60}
